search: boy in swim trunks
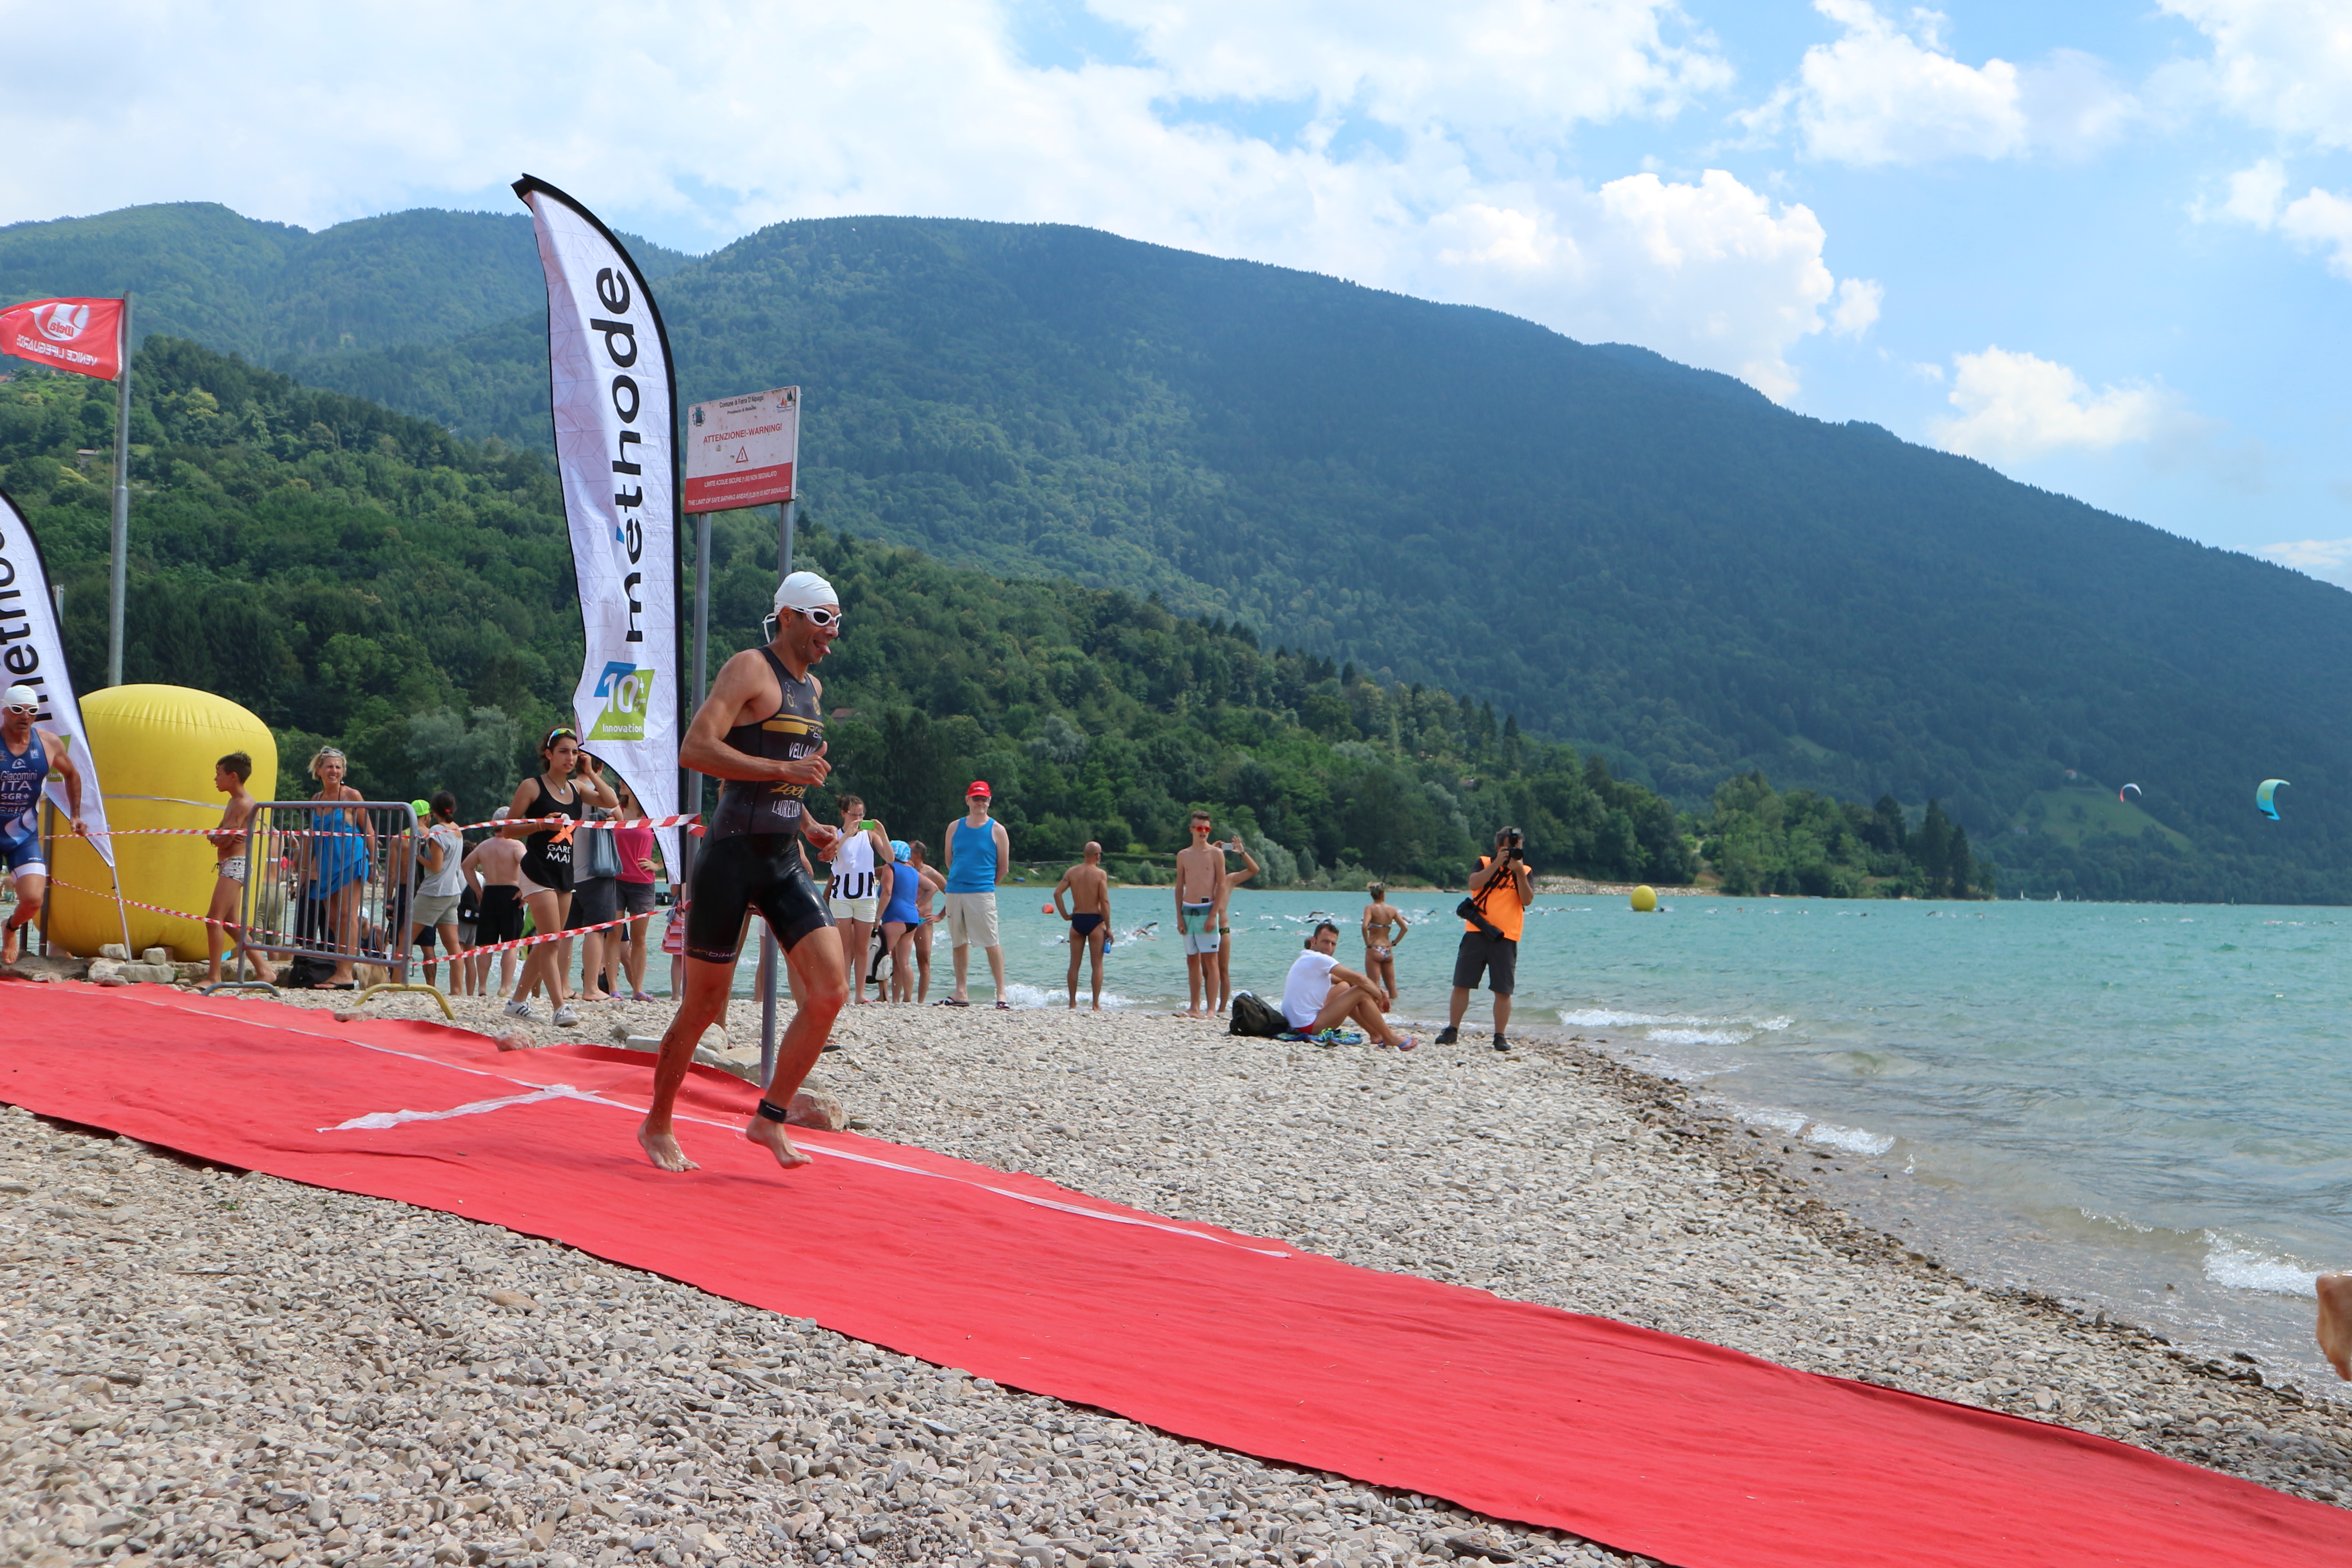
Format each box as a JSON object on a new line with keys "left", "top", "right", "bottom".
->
{"left": 1051, "top": 840, "right": 1113, "bottom": 1009}
{"left": 202, "top": 751, "right": 275, "bottom": 986}
{"left": 1173, "top": 809, "right": 1223, "bottom": 1018}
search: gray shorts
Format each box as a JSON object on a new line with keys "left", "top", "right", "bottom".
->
{"left": 618, "top": 879, "right": 657, "bottom": 916}
{"left": 411, "top": 891, "right": 461, "bottom": 928}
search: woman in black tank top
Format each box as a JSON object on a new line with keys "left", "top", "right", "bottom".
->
{"left": 497, "top": 727, "right": 617, "bottom": 1026}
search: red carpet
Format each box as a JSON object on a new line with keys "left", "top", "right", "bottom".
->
{"left": 2, "top": 981, "right": 2343, "bottom": 1568}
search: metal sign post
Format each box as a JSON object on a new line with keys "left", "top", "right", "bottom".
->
{"left": 680, "top": 385, "right": 805, "bottom": 1083}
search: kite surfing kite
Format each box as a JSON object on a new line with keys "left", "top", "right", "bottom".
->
{"left": 2119, "top": 783, "right": 2142, "bottom": 804}
{"left": 2257, "top": 779, "right": 2289, "bottom": 820}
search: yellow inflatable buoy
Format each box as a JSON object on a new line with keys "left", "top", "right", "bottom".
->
{"left": 46, "top": 685, "right": 277, "bottom": 960}
{"left": 1630, "top": 885, "right": 1658, "bottom": 912}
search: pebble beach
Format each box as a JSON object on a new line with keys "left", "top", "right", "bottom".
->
{"left": 3, "top": 985, "right": 2348, "bottom": 1568}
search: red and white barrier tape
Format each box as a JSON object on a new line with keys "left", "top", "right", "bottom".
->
{"left": 76, "top": 812, "right": 704, "bottom": 841}
{"left": 39, "top": 878, "right": 652, "bottom": 962}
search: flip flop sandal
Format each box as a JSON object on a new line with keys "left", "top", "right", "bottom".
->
{"left": 934, "top": 998, "right": 969, "bottom": 1007}
{"left": 994, "top": 1001, "right": 1012, "bottom": 1010}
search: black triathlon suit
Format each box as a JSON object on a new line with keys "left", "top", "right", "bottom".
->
{"left": 683, "top": 648, "right": 834, "bottom": 962}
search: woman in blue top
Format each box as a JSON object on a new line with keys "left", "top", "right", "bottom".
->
{"left": 880, "top": 838, "right": 942, "bottom": 1002}
{"left": 298, "top": 747, "right": 372, "bottom": 989}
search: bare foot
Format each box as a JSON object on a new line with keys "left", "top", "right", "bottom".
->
{"left": 745, "top": 1115, "right": 813, "bottom": 1170}
{"left": 1, "top": 921, "right": 21, "bottom": 965}
{"left": 637, "top": 1122, "right": 699, "bottom": 1173}
{"left": 2319, "top": 1271, "right": 2352, "bottom": 1379}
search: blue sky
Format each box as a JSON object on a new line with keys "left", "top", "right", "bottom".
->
{"left": 5, "top": 0, "right": 2350, "bottom": 579}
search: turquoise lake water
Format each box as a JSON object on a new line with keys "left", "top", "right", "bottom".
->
{"left": 674, "top": 886, "right": 2351, "bottom": 1389}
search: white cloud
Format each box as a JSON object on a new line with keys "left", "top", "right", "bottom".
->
{"left": 1426, "top": 171, "right": 1878, "bottom": 401}
{"left": 2205, "top": 158, "right": 2352, "bottom": 275}
{"left": 0, "top": 1, "right": 1877, "bottom": 402}
{"left": 2161, "top": 0, "right": 2352, "bottom": 148}
{"left": 1751, "top": 0, "right": 2134, "bottom": 165}
{"left": 2256, "top": 536, "right": 2352, "bottom": 577}
{"left": 1091, "top": 0, "right": 1735, "bottom": 132}
{"left": 1931, "top": 347, "right": 2185, "bottom": 462}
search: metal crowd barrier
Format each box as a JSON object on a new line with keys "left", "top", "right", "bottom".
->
{"left": 222, "top": 799, "right": 452, "bottom": 1018}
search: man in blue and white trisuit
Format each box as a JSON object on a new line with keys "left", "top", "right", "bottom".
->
{"left": 0, "top": 684, "right": 88, "bottom": 966}
{"left": 939, "top": 780, "right": 1011, "bottom": 1008}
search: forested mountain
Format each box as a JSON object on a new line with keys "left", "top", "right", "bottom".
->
{"left": 0, "top": 202, "right": 685, "bottom": 361}
{"left": 0, "top": 338, "right": 1718, "bottom": 889}
{"left": 7, "top": 202, "right": 2352, "bottom": 900}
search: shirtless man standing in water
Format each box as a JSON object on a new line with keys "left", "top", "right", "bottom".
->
{"left": 638, "top": 572, "right": 850, "bottom": 1174}
{"left": 1052, "top": 841, "right": 1112, "bottom": 1009}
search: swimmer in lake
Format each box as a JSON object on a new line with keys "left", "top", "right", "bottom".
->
{"left": 1359, "top": 882, "right": 1408, "bottom": 1008}
{"left": 1052, "top": 840, "right": 1112, "bottom": 1009}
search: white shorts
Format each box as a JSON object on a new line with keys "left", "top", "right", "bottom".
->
{"left": 828, "top": 894, "right": 879, "bottom": 923}
{"left": 216, "top": 858, "right": 248, "bottom": 885}
{"left": 943, "top": 890, "right": 999, "bottom": 949}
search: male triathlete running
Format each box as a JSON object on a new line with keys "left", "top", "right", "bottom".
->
{"left": 638, "top": 573, "right": 850, "bottom": 1174}
{"left": 0, "top": 684, "right": 86, "bottom": 966}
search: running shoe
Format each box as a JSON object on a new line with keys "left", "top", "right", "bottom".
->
{"left": 502, "top": 1000, "right": 534, "bottom": 1020}
{"left": 1433, "top": 1025, "right": 1458, "bottom": 1046}
{"left": 553, "top": 1004, "right": 581, "bottom": 1028}
{"left": 1494, "top": 1034, "right": 1510, "bottom": 1052}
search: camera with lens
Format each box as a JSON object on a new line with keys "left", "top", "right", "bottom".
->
{"left": 1496, "top": 825, "right": 1525, "bottom": 859}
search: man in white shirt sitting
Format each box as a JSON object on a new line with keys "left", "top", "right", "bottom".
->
{"left": 1281, "top": 922, "right": 1419, "bottom": 1051}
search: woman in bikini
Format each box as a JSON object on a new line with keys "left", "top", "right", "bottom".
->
{"left": 1360, "top": 882, "right": 1409, "bottom": 1008}
{"left": 500, "top": 727, "right": 618, "bottom": 1028}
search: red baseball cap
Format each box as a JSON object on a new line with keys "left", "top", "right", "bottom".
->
{"left": 967, "top": 780, "right": 991, "bottom": 799}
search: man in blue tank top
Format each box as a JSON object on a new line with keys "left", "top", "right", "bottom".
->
{"left": 939, "top": 780, "right": 1010, "bottom": 1007}
{"left": 638, "top": 573, "right": 852, "bottom": 1175}
{"left": 1, "top": 683, "right": 88, "bottom": 967}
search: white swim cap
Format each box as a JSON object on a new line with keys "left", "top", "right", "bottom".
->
{"left": 492, "top": 806, "right": 511, "bottom": 821}
{"left": 772, "top": 571, "right": 838, "bottom": 613}
{"left": 3, "top": 685, "right": 36, "bottom": 709}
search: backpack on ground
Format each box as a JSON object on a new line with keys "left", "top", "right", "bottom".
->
{"left": 281, "top": 954, "right": 338, "bottom": 990}
{"left": 1229, "top": 992, "right": 1286, "bottom": 1038}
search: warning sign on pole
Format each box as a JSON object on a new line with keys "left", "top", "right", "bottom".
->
{"left": 682, "top": 387, "right": 799, "bottom": 514}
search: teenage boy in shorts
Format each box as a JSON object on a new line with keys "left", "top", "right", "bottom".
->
{"left": 202, "top": 751, "right": 275, "bottom": 986}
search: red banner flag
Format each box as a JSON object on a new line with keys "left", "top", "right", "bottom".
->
{"left": 0, "top": 297, "right": 126, "bottom": 380}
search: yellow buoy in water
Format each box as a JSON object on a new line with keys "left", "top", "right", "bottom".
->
{"left": 1630, "top": 885, "right": 1658, "bottom": 912}
{"left": 47, "top": 685, "right": 277, "bottom": 960}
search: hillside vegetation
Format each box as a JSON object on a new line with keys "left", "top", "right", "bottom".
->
{"left": 9, "top": 204, "right": 2352, "bottom": 900}
{"left": 0, "top": 340, "right": 1711, "bottom": 888}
